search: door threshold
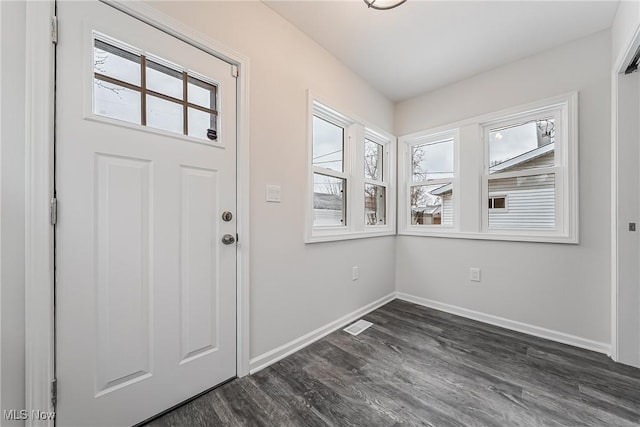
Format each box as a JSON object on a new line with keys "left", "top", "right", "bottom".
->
{"left": 135, "top": 376, "right": 237, "bottom": 427}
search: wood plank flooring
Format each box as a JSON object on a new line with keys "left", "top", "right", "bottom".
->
{"left": 145, "top": 300, "right": 640, "bottom": 426}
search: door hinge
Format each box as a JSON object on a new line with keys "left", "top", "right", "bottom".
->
{"left": 51, "top": 16, "right": 58, "bottom": 44}
{"left": 51, "top": 378, "right": 57, "bottom": 407}
{"left": 50, "top": 198, "right": 57, "bottom": 225}
{"left": 231, "top": 64, "right": 239, "bottom": 78}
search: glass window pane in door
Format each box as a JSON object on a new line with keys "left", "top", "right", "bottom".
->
{"left": 146, "top": 61, "right": 183, "bottom": 100}
{"left": 188, "top": 107, "right": 217, "bottom": 141}
{"left": 188, "top": 77, "right": 217, "bottom": 110}
{"left": 94, "top": 39, "right": 141, "bottom": 86}
{"left": 146, "top": 95, "right": 183, "bottom": 134}
{"left": 93, "top": 79, "right": 141, "bottom": 124}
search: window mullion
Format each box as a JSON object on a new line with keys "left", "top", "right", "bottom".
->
{"left": 140, "top": 55, "right": 147, "bottom": 126}
{"left": 182, "top": 71, "right": 188, "bottom": 135}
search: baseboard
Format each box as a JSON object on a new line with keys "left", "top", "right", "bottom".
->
{"left": 249, "top": 292, "right": 396, "bottom": 374}
{"left": 396, "top": 292, "right": 611, "bottom": 355}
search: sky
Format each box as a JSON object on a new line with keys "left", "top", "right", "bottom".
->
{"left": 489, "top": 120, "right": 554, "bottom": 167}
{"left": 312, "top": 116, "right": 343, "bottom": 172}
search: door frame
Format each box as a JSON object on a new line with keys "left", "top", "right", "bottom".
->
{"left": 611, "top": 22, "right": 640, "bottom": 363}
{"left": 24, "top": 1, "right": 251, "bottom": 423}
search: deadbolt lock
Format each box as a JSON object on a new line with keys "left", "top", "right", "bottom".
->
{"left": 221, "top": 211, "right": 233, "bottom": 222}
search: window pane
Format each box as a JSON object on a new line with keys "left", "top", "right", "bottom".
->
{"left": 313, "top": 173, "right": 345, "bottom": 226}
{"left": 365, "top": 139, "right": 384, "bottom": 181}
{"left": 313, "top": 117, "right": 343, "bottom": 172}
{"left": 147, "top": 61, "right": 183, "bottom": 100}
{"left": 146, "top": 95, "right": 183, "bottom": 134}
{"left": 493, "top": 197, "right": 506, "bottom": 209}
{"left": 93, "top": 79, "right": 141, "bottom": 125}
{"left": 410, "top": 184, "right": 453, "bottom": 226}
{"left": 489, "top": 119, "right": 555, "bottom": 174}
{"left": 188, "top": 108, "right": 217, "bottom": 141}
{"left": 365, "top": 184, "right": 385, "bottom": 225}
{"left": 412, "top": 139, "right": 454, "bottom": 182}
{"left": 94, "top": 39, "right": 141, "bottom": 86}
{"left": 188, "top": 77, "right": 217, "bottom": 110}
{"left": 488, "top": 173, "right": 555, "bottom": 229}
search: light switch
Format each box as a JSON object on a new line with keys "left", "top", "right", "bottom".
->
{"left": 266, "top": 185, "right": 281, "bottom": 203}
{"left": 630, "top": 222, "right": 636, "bottom": 232}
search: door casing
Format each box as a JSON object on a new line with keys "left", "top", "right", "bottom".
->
{"left": 611, "top": 20, "right": 640, "bottom": 366}
{"left": 24, "top": 0, "right": 251, "bottom": 422}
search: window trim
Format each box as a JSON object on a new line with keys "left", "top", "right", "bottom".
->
{"left": 306, "top": 92, "right": 396, "bottom": 243}
{"left": 364, "top": 129, "right": 390, "bottom": 228}
{"left": 398, "top": 92, "right": 579, "bottom": 244}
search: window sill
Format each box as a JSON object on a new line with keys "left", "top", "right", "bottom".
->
{"left": 398, "top": 229, "right": 578, "bottom": 244}
{"left": 306, "top": 229, "right": 396, "bottom": 244}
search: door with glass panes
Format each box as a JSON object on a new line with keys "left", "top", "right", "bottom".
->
{"left": 55, "top": 2, "right": 237, "bottom": 425}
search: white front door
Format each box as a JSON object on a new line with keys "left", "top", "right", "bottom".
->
{"left": 55, "top": 2, "right": 237, "bottom": 425}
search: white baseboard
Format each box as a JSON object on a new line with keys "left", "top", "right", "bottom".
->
{"left": 396, "top": 292, "right": 611, "bottom": 355}
{"left": 249, "top": 292, "right": 396, "bottom": 374}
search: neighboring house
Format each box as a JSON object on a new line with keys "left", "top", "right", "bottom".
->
{"left": 420, "top": 142, "right": 555, "bottom": 229}
{"left": 411, "top": 204, "right": 442, "bottom": 225}
{"left": 488, "top": 143, "right": 555, "bottom": 229}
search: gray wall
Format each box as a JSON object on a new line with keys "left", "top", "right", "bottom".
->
{"left": 395, "top": 31, "right": 612, "bottom": 345}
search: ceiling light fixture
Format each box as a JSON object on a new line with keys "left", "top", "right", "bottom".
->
{"left": 363, "top": 0, "right": 407, "bottom": 11}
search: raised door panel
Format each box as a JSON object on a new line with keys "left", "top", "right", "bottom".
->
{"left": 95, "top": 154, "right": 153, "bottom": 394}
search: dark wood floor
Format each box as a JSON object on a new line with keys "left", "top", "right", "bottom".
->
{"left": 146, "top": 299, "right": 640, "bottom": 426}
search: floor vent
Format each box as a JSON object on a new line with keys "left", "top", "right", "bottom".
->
{"left": 343, "top": 319, "right": 373, "bottom": 336}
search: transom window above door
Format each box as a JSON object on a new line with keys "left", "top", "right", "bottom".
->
{"left": 93, "top": 35, "right": 219, "bottom": 142}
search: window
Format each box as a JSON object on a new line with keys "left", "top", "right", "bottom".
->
{"left": 312, "top": 113, "right": 348, "bottom": 228}
{"left": 93, "top": 35, "right": 219, "bottom": 142}
{"left": 483, "top": 107, "right": 567, "bottom": 234}
{"left": 488, "top": 195, "right": 507, "bottom": 211}
{"left": 364, "top": 138, "right": 386, "bottom": 226}
{"left": 400, "top": 130, "right": 458, "bottom": 230}
{"left": 398, "top": 93, "right": 578, "bottom": 243}
{"left": 307, "top": 97, "right": 395, "bottom": 242}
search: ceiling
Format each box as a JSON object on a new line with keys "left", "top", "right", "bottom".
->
{"left": 264, "top": 0, "right": 619, "bottom": 102}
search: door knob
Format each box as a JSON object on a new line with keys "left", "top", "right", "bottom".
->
{"left": 221, "top": 234, "right": 236, "bottom": 245}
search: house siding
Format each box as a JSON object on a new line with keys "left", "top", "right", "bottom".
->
{"left": 442, "top": 193, "right": 453, "bottom": 226}
{"left": 488, "top": 174, "right": 555, "bottom": 229}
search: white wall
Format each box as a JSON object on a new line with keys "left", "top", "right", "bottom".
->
{"left": 0, "top": 0, "right": 26, "bottom": 422}
{"left": 612, "top": 0, "right": 640, "bottom": 366}
{"left": 612, "top": 0, "right": 640, "bottom": 65}
{"left": 395, "top": 31, "right": 612, "bottom": 346}
{"left": 145, "top": 1, "right": 396, "bottom": 361}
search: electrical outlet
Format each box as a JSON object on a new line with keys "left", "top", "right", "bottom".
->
{"left": 352, "top": 266, "right": 359, "bottom": 281}
{"left": 470, "top": 268, "right": 481, "bottom": 282}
